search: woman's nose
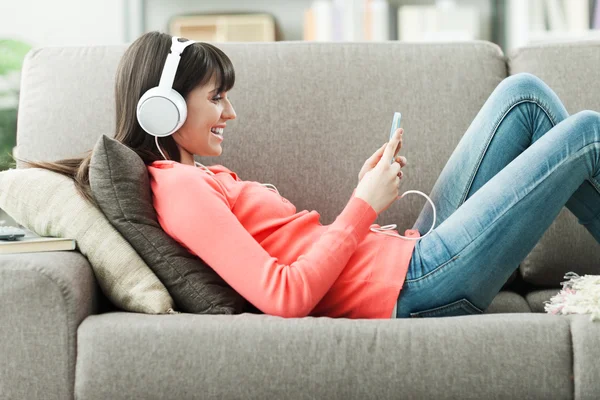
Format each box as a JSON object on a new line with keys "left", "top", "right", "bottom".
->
{"left": 224, "top": 105, "right": 236, "bottom": 120}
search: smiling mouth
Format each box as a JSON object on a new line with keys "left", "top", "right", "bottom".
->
{"left": 210, "top": 127, "right": 224, "bottom": 139}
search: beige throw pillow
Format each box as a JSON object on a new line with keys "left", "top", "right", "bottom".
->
{"left": 0, "top": 168, "right": 176, "bottom": 314}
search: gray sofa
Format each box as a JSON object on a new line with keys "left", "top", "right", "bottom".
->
{"left": 2, "top": 38, "right": 600, "bottom": 400}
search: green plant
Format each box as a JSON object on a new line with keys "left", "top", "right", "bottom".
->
{"left": 0, "top": 39, "right": 32, "bottom": 170}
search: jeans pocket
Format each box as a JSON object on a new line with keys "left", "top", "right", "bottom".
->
{"left": 409, "top": 298, "right": 484, "bottom": 318}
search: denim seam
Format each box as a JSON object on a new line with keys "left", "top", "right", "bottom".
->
{"left": 460, "top": 96, "right": 560, "bottom": 206}
{"left": 409, "top": 298, "right": 484, "bottom": 316}
{"left": 405, "top": 252, "right": 460, "bottom": 283}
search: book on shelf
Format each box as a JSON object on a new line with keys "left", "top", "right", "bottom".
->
{"left": 0, "top": 231, "right": 77, "bottom": 254}
{"left": 367, "top": 0, "right": 390, "bottom": 41}
{"left": 543, "top": 0, "right": 590, "bottom": 32}
{"left": 508, "top": 0, "right": 596, "bottom": 50}
{"left": 304, "top": 0, "right": 391, "bottom": 41}
{"left": 397, "top": 3, "right": 480, "bottom": 42}
{"left": 563, "top": 0, "right": 590, "bottom": 32}
{"left": 545, "top": 0, "right": 568, "bottom": 31}
{"left": 169, "top": 13, "right": 276, "bottom": 42}
{"left": 529, "top": 0, "right": 546, "bottom": 32}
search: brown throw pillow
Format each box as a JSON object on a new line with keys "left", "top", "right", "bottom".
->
{"left": 88, "top": 134, "right": 254, "bottom": 314}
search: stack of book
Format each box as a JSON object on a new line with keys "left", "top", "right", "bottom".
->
{"left": 304, "top": 0, "right": 481, "bottom": 42}
{"left": 0, "top": 227, "right": 76, "bottom": 255}
{"left": 303, "top": 0, "right": 600, "bottom": 47}
{"left": 507, "top": 0, "right": 600, "bottom": 51}
{"left": 304, "top": 0, "right": 392, "bottom": 41}
{"left": 396, "top": 2, "right": 480, "bottom": 42}
{"left": 169, "top": 13, "right": 276, "bottom": 42}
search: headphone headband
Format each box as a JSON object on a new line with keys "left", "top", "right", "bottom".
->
{"left": 137, "top": 36, "right": 196, "bottom": 140}
{"left": 157, "top": 37, "right": 197, "bottom": 93}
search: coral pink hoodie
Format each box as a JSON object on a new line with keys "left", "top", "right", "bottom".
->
{"left": 148, "top": 160, "right": 419, "bottom": 319}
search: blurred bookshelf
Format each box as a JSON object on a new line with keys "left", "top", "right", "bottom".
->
{"left": 126, "top": 0, "right": 600, "bottom": 53}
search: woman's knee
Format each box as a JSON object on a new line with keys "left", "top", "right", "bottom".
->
{"left": 502, "top": 72, "right": 550, "bottom": 96}
{"left": 499, "top": 73, "right": 568, "bottom": 123}
{"left": 570, "top": 110, "right": 600, "bottom": 133}
{"left": 568, "top": 110, "right": 600, "bottom": 177}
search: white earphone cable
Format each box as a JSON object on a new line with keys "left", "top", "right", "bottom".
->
{"left": 156, "top": 136, "right": 169, "bottom": 161}
{"left": 369, "top": 190, "right": 436, "bottom": 241}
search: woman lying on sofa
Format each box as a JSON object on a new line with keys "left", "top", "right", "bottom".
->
{"left": 22, "top": 31, "right": 600, "bottom": 319}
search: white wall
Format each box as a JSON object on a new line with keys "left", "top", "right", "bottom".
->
{"left": 0, "top": 0, "right": 127, "bottom": 47}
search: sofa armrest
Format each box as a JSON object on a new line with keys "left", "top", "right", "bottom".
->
{"left": 0, "top": 251, "right": 98, "bottom": 400}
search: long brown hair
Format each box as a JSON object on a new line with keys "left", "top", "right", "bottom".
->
{"left": 17, "top": 31, "right": 235, "bottom": 204}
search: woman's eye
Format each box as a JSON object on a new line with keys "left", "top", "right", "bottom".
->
{"left": 212, "top": 97, "right": 222, "bottom": 102}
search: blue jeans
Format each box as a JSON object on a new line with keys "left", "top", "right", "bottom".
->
{"left": 395, "top": 72, "right": 600, "bottom": 318}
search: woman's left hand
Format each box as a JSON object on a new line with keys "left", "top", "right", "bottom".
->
{"left": 358, "top": 135, "right": 407, "bottom": 184}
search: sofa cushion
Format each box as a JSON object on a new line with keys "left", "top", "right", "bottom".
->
{"left": 0, "top": 168, "right": 175, "bottom": 314}
{"left": 571, "top": 313, "right": 600, "bottom": 397}
{"left": 483, "top": 290, "right": 531, "bottom": 314}
{"left": 75, "top": 312, "right": 575, "bottom": 400}
{"left": 526, "top": 288, "right": 561, "bottom": 313}
{"left": 88, "top": 135, "right": 248, "bottom": 314}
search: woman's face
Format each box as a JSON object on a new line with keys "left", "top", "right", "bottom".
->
{"left": 173, "top": 75, "right": 236, "bottom": 164}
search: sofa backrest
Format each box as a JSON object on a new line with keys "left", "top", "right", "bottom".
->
{"left": 16, "top": 40, "right": 506, "bottom": 223}
{"left": 16, "top": 38, "right": 598, "bottom": 288}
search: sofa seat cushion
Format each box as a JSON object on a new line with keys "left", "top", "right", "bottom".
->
{"left": 75, "top": 312, "right": 574, "bottom": 400}
{"left": 484, "top": 290, "right": 531, "bottom": 314}
{"left": 526, "top": 288, "right": 561, "bottom": 313}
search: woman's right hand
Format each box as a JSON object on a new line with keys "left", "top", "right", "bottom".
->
{"left": 354, "top": 128, "right": 404, "bottom": 214}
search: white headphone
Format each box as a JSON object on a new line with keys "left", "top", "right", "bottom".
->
{"left": 137, "top": 36, "right": 196, "bottom": 142}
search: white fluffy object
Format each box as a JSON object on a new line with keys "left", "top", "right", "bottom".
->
{"left": 544, "top": 272, "right": 600, "bottom": 322}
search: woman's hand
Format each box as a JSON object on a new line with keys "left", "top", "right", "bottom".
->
{"left": 354, "top": 128, "right": 407, "bottom": 214}
{"left": 358, "top": 128, "right": 407, "bottom": 185}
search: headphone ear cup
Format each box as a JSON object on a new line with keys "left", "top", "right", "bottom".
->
{"left": 137, "top": 88, "right": 188, "bottom": 137}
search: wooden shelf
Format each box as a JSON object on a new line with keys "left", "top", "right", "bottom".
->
{"left": 169, "top": 14, "right": 276, "bottom": 42}
{"left": 528, "top": 28, "right": 600, "bottom": 42}
{"left": 125, "top": 0, "right": 599, "bottom": 53}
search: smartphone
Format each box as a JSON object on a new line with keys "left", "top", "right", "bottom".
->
{"left": 389, "top": 112, "right": 402, "bottom": 164}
